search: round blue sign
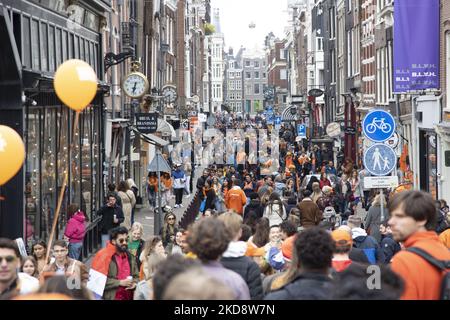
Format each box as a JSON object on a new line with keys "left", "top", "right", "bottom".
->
{"left": 362, "top": 109, "right": 396, "bottom": 142}
{"left": 363, "top": 144, "right": 397, "bottom": 176}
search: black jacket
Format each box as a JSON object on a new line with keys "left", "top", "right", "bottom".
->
{"left": 221, "top": 256, "right": 263, "bottom": 300}
{"left": 98, "top": 204, "right": 125, "bottom": 234}
{"left": 380, "top": 234, "right": 401, "bottom": 263}
{"left": 244, "top": 200, "right": 265, "bottom": 220}
{"left": 264, "top": 273, "right": 333, "bottom": 300}
{"left": 196, "top": 176, "right": 207, "bottom": 198}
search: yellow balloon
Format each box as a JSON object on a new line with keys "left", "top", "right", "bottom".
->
{"left": 0, "top": 125, "right": 26, "bottom": 186}
{"left": 54, "top": 59, "right": 98, "bottom": 111}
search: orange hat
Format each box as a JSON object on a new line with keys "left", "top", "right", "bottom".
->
{"left": 245, "top": 244, "right": 266, "bottom": 257}
{"left": 331, "top": 229, "right": 352, "bottom": 247}
{"left": 282, "top": 235, "right": 295, "bottom": 262}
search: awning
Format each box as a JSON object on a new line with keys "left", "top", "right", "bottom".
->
{"left": 282, "top": 105, "right": 298, "bottom": 122}
{"left": 157, "top": 119, "right": 176, "bottom": 138}
{"left": 130, "top": 127, "right": 169, "bottom": 147}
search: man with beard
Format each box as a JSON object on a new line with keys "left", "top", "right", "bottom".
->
{"left": 91, "top": 226, "right": 139, "bottom": 300}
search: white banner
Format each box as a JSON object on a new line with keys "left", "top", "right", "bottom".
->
{"left": 364, "top": 176, "right": 399, "bottom": 189}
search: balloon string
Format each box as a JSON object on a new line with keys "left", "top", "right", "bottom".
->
{"left": 45, "top": 110, "right": 80, "bottom": 263}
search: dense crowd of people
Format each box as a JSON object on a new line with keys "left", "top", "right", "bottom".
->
{"left": 1, "top": 117, "right": 449, "bottom": 301}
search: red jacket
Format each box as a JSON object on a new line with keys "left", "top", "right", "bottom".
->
{"left": 391, "top": 231, "right": 450, "bottom": 300}
{"left": 64, "top": 211, "right": 86, "bottom": 243}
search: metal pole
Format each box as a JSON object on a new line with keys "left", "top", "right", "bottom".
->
{"left": 156, "top": 150, "right": 163, "bottom": 234}
{"left": 380, "top": 189, "right": 384, "bottom": 223}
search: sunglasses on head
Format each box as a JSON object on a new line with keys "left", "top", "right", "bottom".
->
{"left": 0, "top": 256, "right": 16, "bottom": 263}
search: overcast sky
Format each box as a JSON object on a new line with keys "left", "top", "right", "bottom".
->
{"left": 211, "top": 0, "right": 289, "bottom": 52}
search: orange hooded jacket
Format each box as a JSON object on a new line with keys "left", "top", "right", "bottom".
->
{"left": 225, "top": 186, "right": 247, "bottom": 215}
{"left": 391, "top": 231, "right": 450, "bottom": 300}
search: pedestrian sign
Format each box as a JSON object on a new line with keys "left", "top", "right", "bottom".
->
{"left": 266, "top": 106, "right": 273, "bottom": 114}
{"left": 363, "top": 143, "right": 397, "bottom": 176}
{"left": 267, "top": 114, "right": 274, "bottom": 124}
{"left": 297, "top": 124, "right": 306, "bottom": 138}
{"left": 362, "top": 109, "right": 396, "bottom": 142}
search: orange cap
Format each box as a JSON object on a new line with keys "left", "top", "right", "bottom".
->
{"left": 331, "top": 229, "right": 353, "bottom": 247}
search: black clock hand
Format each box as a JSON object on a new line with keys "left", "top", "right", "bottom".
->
{"left": 132, "top": 82, "right": 137, "bottom": 94}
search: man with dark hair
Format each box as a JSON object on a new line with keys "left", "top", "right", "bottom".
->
{"left": 332, "top": 263, "right": 404, "bottom": 300}
{"left": 90, "top": 226, "right": 139, "bottom": 300}
{"left": 187, "top": 217, "right": 250, "bottom": 299}
{"left": 388, "top": 191, "right": 450, "bottom": 300}
{"left": 42, "top": 240, "right": 89, "bottom": 286}
{"left": 152, "top": 254, "right": 201, "bottom": 300}
{"left": 264, "top": 227, "right": 334, "bottom": 300}
{"left": 379, "top": 222, "right": 401, "bottom": 263}
{"left": 243, "top": 192, "right": 264, "bottom": 220}
{"left": 107, "top": 183, "right": 122, "bottom": 208}
{"left": 97, "top": 194, "right": 125, "bottom": 248}
{"left": 280, "top": 221, "right": 297, "bottom": 241}
{"left": 0, "top": 238, "right": 22, "bottom": 299}
{"left": 297, "top": 189, "right": 322, "bottom": 228}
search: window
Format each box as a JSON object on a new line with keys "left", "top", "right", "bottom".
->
{"left": 347, "top": 30, "right": 352, "bottom": 77}
{"left": 279, "top": 49, "right": 287, "bottom": 60}
{"left": 254, "top": 71, "right": 260, "bottom": 79}
{"left": 229, "top": 81, "right": 235, "bottom": 90}
{"left": 236, "top": 91, "right": 242, "bottom": 100}
{"left": 280, "top": 69, "right": 287, "bottom": 80}
{"left": 347, "top": 0, "right": 352, "bottom": 12}
{"left": 246, "top": 84, "right": 252, "bottom": 95}
{"left": 317, "top": 37, "right": 323, "bottom": 51}
{"left": 329, "top": 7, "right": 336, "bottom": 39}
{"left": 246, "top": 72, "right": 251, "bottom": 79}
{"left": 236, "top": 71, "right": 241, "bottom": 78}
{"left": 245, "top": 60, "right": 251, "bottom": 67}
{"left": 229, "top": 92, "right": 235, "bottom": 100}
{"left": 254, "top": 61, "right": 259, "bottom": 68}
{"left": 254, "top": 84, "right": 260, "bottom": 94}
{"left": 262, "top": 72, "right": 266, "bottom": 78}
{"left": 236, "top": 80, "right": 242, "bottom": 90}
{"left": 330, "top": 49, "right": 336, "bottom": 83}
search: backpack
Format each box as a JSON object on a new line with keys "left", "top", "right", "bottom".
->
{"left": 406, "top": 247, "right": 450, "bottom": 300}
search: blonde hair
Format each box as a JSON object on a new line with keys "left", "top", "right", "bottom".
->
{"left": 218, "top": 211, "right": 243, "bottom": 239}
{"left": 130, "top": 222, "right": 144, "bottom": 236}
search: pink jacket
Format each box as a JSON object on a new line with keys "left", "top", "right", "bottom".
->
{"left": 64, "top": 211, "right": 86, "bottom": 243}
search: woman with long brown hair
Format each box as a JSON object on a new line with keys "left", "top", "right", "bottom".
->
{"left": 159, "top": 210, "right": 178, "bottom": 250}
{"left": 117, "top": 180, "right": 136, "bottom": 230}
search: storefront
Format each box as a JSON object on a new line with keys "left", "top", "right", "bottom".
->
{"left": 0, "top": 0, "right": 109, "bottom": 247}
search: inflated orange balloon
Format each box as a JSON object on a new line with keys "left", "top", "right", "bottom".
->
{"left": 0, "top": 125, "right": 26, "bottom": 185}
{"left": 54, "top": 59, "right": 98, "bottom": 111}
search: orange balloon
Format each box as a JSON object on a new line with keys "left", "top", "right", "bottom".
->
{"left": 54, "top": 59, "right": 98, "bottom": 111}
{"left": 0, "top": 125, "right": 26, "bottom": 185}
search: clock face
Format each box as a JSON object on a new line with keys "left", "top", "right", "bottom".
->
{"left": 123, "top": 73, "right": 148, "bottom": 98}
{"left": 162, "top": 86, "right": 177, "bottom": 103}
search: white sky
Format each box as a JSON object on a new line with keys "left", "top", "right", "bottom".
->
{"left": 211, "top": 0, "right": 289, "bottom": 53}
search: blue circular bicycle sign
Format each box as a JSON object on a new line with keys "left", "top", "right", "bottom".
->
{"left": 362, "top": 109, "right": 396, "bottom": 142}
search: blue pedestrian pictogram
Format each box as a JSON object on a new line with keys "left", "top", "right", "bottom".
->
{"left": 267, "top": 114, "right": 274, "bottom": 124}
{"left": 363, "top": 144, "right": 397, "bottom": 176}
{"left": 362, "top": 109, "right": 396, "bottom": 142}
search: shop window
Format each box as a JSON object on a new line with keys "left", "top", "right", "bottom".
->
{"left": 40, "top": 22, "right": 48, "bottom": 71}
{"left": 25, "top": 109, "right": 41, "bottom": 245}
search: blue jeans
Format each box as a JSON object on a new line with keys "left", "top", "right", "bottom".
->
{"left": 68, "top": 242, "right": 83, "bottom": 261}
{"left": 101, "top": 234, "right": 110, "bottom": 248}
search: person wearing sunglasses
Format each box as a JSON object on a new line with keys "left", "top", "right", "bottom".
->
{"left": 0, "top": 238, "right": 39, "bottom": 299}
{"left": 90, "top": 226, "right": 139, "bottom": 300}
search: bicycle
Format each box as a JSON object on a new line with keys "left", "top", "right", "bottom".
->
{"left": 366, "top": 117, "right": 392, "bottom": 134}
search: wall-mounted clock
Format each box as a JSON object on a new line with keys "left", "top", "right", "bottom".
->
{"left": 122, "top": 72, "right": 149, "bottom": 98}
{"left": 162, "top": 85, "right": 178, "bottom": 104}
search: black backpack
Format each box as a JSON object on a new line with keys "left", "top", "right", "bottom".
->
{"left": 406, "top": 247, "right": 450, "bottom": 300}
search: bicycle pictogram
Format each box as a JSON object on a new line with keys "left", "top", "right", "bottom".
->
{"left": 365, "top": 117, "right": 392, "bottom": 134}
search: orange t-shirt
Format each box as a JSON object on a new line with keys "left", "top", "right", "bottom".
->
{"left": 391, "top": 231, "right": 450, "bottom": 300}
